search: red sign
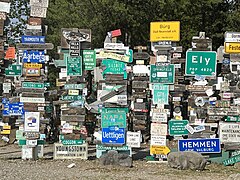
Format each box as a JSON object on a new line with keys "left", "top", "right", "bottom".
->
{"left": 111, "top": 29, "right": 121, "bottom": 37}
{"left": 5, "top": 47, "right": 15, "bottom": 60}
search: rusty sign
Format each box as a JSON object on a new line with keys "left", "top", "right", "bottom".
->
{"left": 28, "top": 17, "right": 42, "bottom": 25}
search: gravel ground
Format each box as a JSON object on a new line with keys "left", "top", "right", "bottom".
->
{"left": 0, "top": 144, "right": 239, "bottom": 180}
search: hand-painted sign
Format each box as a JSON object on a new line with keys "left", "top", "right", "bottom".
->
{"left": 22, "top": 50, "right": 45, "bottom": 63}
{"left": 101, "top": 112, "right": 127, "bottom": 128}
{"left": 152, "top": 84, "right": 169, "bottom": 105}
{"left": 169, "top": 120, "right": 189, "bottom": 136}
{"left": 21, "top": 36, "right": 45, "bottom": 44}
{"left": 151, "top": 123, "right": 168, "bottom": 136}
{"left": 150, "top": 64, "right": 175, "bottom": 84}
{"left": 83, "top": 50, "right": 96, "bottom": 70}
{"left": 99, "top": 51, "right": 131, "bottom": 63}
{"left": 102, "top": 127, "right": 125, "bottom": 144}
{"left": 178, "top": 138, "right": 221, "bottom": 153}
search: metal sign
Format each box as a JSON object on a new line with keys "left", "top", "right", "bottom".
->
{"left": 150, "top": 145, "right": 171, "bottom": 155}
{"left": 102, "top": 127, "right": 125, "bottom": 144}
{"left": 152, "top": 112, "right": 168, "bottom": 123}
{"left": 150, "top": 21, "right": 180, "bottom": 42}
{"left": 68, "top": 90, "right": 79, "bottom": 96}
{"left": 178, "top": 138, "right": 221, "bottom": 153}
{"left": 24, "top": 63, "right": 42, "bottom": 68}
{"left": 21, "top": 36, "right": 45, "bottom": 44}
{"left": 224, "top": 42, "right": 240, "bottom": 53}
{"left": 169, "top": 120, "right": 189, "bottom": 136}
{"left": 133, "top": 52, "right": 149, "bottom": 60}
{"left": 16, "top": 43, "right": 54, "bottom": 50}
{"left": 30, "top": 6, "right": 47, "bottom": 18}
{"left": 69, "top": 41, "right": 80, "bottom": 57}
{"left": 126, "top": 131, "right": 141, "bottom": 148}
{"left": 22, "top": 50, "right": 45, "bottom": 63}
{"left": 219, "top": 122, "right": 240, "bottom": 143}
{"left": 60, "top": 95, "right": 82, "bottom": 101}
{"left": 61, "top": 139, "right": 83, "bottom": 145}
{"left": 20, "top": 97, "right": 45, "bottom": 103}
{"left": 225, "top": 116, "right": 240, "bottom": 122}
{"left": 101, "top": 112, "right": 127, "bottom": 128}
{"left": 5, "top": 64, "right": 22, "bottom": 76}
{"left": 22, "top": 82, "right": 44, "bottom": 89}
{"left": 185, "top": 51, "right": 217, "bottom": 76}
{"left": 66, "top": 55, "right": 82, "bottom": 76}
{"left": 102, "top": 59, "right": 127, "bottom": 79}
{"left": 3, "top": 102, "right": 24, "bottom": 116}
{"left": 24, "top": 112, "right": 40, "bottom": 132}
{"left": 223, "top": 154, "right": 240, "bottom": 166}
{"left": 152, "top": 84, "right": 169, "bottom": 105}
{"left": 25, "top": 67, "right": 40, "bottom": 76}
{"left": 64, "top": 84, "right": 85, "bottom": 90}
{"left": 151, "top": 123, "right": 168, "bottom": 136}
{"left": 30, "top": 0, "right": 49, "bottom": 7}
{"left": 83, "top": 50, "right": 96, "bottom": 70}
{"left": 224, "top": 32, "right": 240, "bottom": 42}
{"left": 150, "top": 64, "right": 175, "bottom": 84}
{"left": 104, "top": 43, "right": 124, "bottom": 49}
{"left": 28, "top": 17, "right": 42, "bottom": 25}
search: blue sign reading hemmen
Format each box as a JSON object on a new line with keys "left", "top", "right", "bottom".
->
{"left": 21, "top": 36, "right": 45, "bottom": 44}
{"left": 22, "top": 50, "right": 45, "bottom": 63}
{"left": 178, "top": 138, "right": 221, "bottom": 153}
{"left": 102, "top": 127, "right": 125, "bottom": 144}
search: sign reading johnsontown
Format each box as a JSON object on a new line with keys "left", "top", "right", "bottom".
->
{"left": 21, "top": 36, "right": 45, "bottom": 44}
{"left": 178, "top": 138, "right": 221, "bottom": 153}
{"left": 22, "top": 50, "right": 45, "bottom": 63}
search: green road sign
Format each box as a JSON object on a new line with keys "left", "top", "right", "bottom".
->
{"left": 62, "top": 139, "right": 84, "bottom": 145}
{"left": 101, "top": 112, "right": 127, "bottom": 128}
{"left": 66, "top": 54, "right": 82, "bottom": 76}
{"left": 185, "top": 51, "right": 217, "bottom": 76}
{"left": 169, "top": 120, "right": 189, "bottom": 136}
{"left": 22, "top": 82, "right": 44, "bottom": 89}
{"left": 5, "top": 64, "right": 22, "bottom": 76}
{"left": 44, "top": 82, "right": 50, "bottom": 87}
{"left": 83, "top": 50, "right": 96, "bottom": 70}
{"left": 150, "top": 64, "right": 175, "bottom": 84}
{"left": 223, "top": 154, "right": 240, "bottom": 166}
{"left": 60, "top": 95, "right": 82, "bottom": 101}
{"left": 102, "top": 59, "right": 127, "bottom": 79}
{"left": 64, "top": 84, "right": 85, "bottom": 90}
{"left": 46, "top": 105, "right": 53, "bottom": 113}
{"left": 18, "top": 139, "right": 44, "bottom": 146}
{"left": 225, "top": 116, "right": 240, "bottom": 122}
{"left": 153, "top": 84, "right": 169, "bottom": 105}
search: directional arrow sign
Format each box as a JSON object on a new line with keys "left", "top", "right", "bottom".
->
{"left": 150, "top": 145, "right": 171, "bottom": 155}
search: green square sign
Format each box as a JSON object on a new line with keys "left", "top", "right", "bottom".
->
{"left": 102, "top": 59, "right": 127, "bottom": 79}
{"left": 169, "top": 120, "right": 189, "bottom": 136}
{"left": 185, "top": 51, "right": 217, "bottom": 76}
{"left": 66, "top": 54, "right": 82, "bottom": 76}
{"left": 152, "top": 84, "right": 169, "bottom": 105}
{"left": 150, "top": 64, "right": 175, "bottom": 84}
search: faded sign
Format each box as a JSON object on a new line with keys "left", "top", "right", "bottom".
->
{"left": 30, "top": 6, "right": 47, "bottom": 18}
{"left": 219, "top": 122, "right": 240, "bottom": 143}
{"left": 151, "top": 135, "right": 166, "bottom": 146}
{"left": 150, "top": 123, "right": 167, "bottom": 136}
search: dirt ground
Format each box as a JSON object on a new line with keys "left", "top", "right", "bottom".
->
{"left": 0, "top": 144, "right": 239, "bottom": 180}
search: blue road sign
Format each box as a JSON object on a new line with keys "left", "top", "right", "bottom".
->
{"left": 178, "top": 138, "right": 221, "bottom": 153}
{"left": 22, "top": 50, "right": 45, "bottom": 63}
{"left": 102, "top": 127, "right": 125, "bottom": 144}
{"left": 3, "top": 102, "right": 25, "bottom": 116}
{"left": 21, "top": 36, "right": 45, "bottom": 44}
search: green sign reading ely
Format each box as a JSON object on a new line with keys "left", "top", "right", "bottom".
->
{"left": 60, "top": 95, "right": 82, "bottom": 101}
{"left": 83, "top": 50, "right": 96, "bottom": 70}
{"left": 150, "top": 64, "right": 175, "bottom": 84}
{"left": 102, "top": 59, "right": 127, "bottom": 79}
{"left": 5, "top": 64, "right": 22, "bottom": 76}
{"left": 223, "top": 154, "right": 240, "bottom": 166}
{"left": 66, "top": 54, "right": 82, "bottom": 76}
{"left": 185, "top": 51, "right": 217, "bottom": 76}
{"left": 22, "top": 82, "right": 44, "bottom": 89}
{"left": 169, "top": 120, "right": 189, "bottom": 136}
{"left": 152, "top": 84, "right": 169, "bottom": 105}
{"left": 101, "top": 112, "right": 127, "bottom": 128}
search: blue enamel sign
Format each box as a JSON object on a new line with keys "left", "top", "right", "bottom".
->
{"left": 22, "top": 50, "right": 45, "bottom": 63}
{"left": 3, "top": 102, "right": 25, "bottom": 116}
{"left": 102, "top": 127, "right": 125, "bottom": 144}
{"left": 178, "top": 138, "right": 221, "bottom": 153}
{"left": 21, "top": 36, "right": 45, "bottom": 44}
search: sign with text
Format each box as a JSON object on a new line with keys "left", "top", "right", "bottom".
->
{"left": 151, "top": 123, "right": 168, "bottom": 136}
{"left": 24, "top": 63, "right": 42, "bottom": 68}
{"left": 3, "top": 102, "right": 24, "bottom": 116}
{"left": 20, "top": 97, "right": 45, "bottom": 103}
{"left": 24, "top": 112, "right": 40, "bottom": 132}
{"left": 22, "top": 82, "right": 44, "bottom": 89}
{"left": 219, "top": 122, "right": 240, "bottom": 143}
{"left": 83, "top": 50, "right": 96, "bottom": 70}
{"left": 69, "top": 41, "right": 80, "bottom": 57}
{"left": 150, "top": 145, "right": 171, "bottom": 155}
{"left": 22, "top": 50, "right": 45, "bottom": 63}
{"left": 64, "top": 84, "right": 85, "bottom": 89}
{"left": 223, "top": 154, "right": 240, "bottom": 166}
{"left": 225, "top": 32, "right": 240, "bottom": 42}
{"left": 60, "top": 95, "right": 82, "bottom": 101}
{"left": 152, "top": 84, "right": 169, "bottom": 105}
{"left": 101, "top": 112, "right": 127, "bottom": 128}
{"left": 178, "top": 138, "right": 221, "bottom": 153}
{"left": 5, "top": 64, "right": 22, "bottom": 76}
{"left": 66, "top": 55, "right": 82, "bottom": 76}
{"left": 150, "top": 64, "right": 175, "bottom": 84}
{"left": 126, "top": 131, "right": 141, "bottom": 148}
{"left": 0, "top": 2, "right": 10, "bottom": 13}
{"left": 21, "top": 36, "right": 45, "bottom": 44}
{"left": 150, "top": 135, "right": 166, "bottom": 146}
{"left": 150, "top": 21, "right": 180, "bottom": 42}
{"left": 25, "top": 67, "right": 40, "bottom": 76}
{"left": 102, "top": 127, "right": 125, "bottom": 144}
{"left": 30, "top": 6, "right": 47, "bottom": 18}
{"left": 185, "top": 51, "right": 217, "bottom": 76}
{"left": 224, "top": 42, "right": 240, "bottom": 53}
{"left": 169, "top": 120, "right": 189, "bottom": 136}
{"left": 102, "top": 59, "right": 127, "bottom": 79}
{"left": 30, "top": 0, "right": 49, "bottom": 7}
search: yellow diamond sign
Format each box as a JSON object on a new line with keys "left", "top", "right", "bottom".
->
{"left": 150, "top": 21, "right": 180, "bottom": 42}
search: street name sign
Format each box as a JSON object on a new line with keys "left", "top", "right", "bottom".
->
{"left": 185, "top": 51, "right": 217, "bottom": 76}
{"left": 21, "top": 36, "right": 45, "bottom": 44}
{"left": 22, "top": 82, "right": 44, "bottom": 89}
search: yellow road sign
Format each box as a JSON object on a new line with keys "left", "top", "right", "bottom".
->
{"left": 150, "top": 21, "right": 180, "bottom": 42}
{"left": 224, "top": 42, "right": 240, "bottom": 53}
{"left": 1, "top": 130, "right": 10, "bottom": 135}
{"left": 68, "top": 90, "right": 79, "bottom": 96}
{"left": 150, "top": 145, "right": 171, "bottom": 155}
{"left": 24, "top": 63, "right": 42, "bottom": 68}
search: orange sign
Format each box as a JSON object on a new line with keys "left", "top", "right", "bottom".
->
{"left": 5, "top": 47, "right": 15, "bottom": 59}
